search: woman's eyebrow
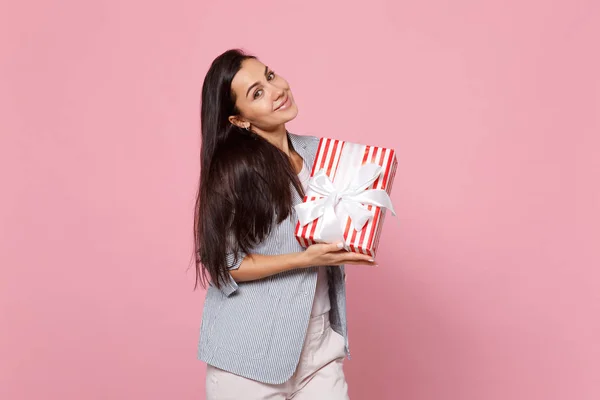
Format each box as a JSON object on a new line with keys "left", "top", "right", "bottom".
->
{"left": 246, "top": 66, "right": 270, "bottom": 98}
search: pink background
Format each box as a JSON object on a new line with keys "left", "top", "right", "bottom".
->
{"left": 1, "top": 0, "right": 599, "bottom": 399}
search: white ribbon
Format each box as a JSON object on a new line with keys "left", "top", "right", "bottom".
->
{"left": 294, "top": 163, "right": 396, "bottom": 245}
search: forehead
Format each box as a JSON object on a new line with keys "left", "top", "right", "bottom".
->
{"left": 231, "top": 58, "right": 267, "bottom": 93}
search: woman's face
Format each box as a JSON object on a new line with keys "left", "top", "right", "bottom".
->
{"left": 229, "top": 58, "right": 298, "bottom": 132}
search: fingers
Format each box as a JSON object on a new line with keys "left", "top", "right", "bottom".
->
{"left": 314, "top": 242, "right": 377, "bottom": 265}
{"left": 336, "top": 252, "right": 376, "bottom": 265}
{"left": 332, "top": 242, "right": 345, "bottom": 251}
{"left": 344, "top": 261, "right": 377, "bottom": 266}
{"left": 319, "top": 242, "right": 345, "bottom": 254}
{"left": 349, "top": 252, "right": 374, "bottom": 262}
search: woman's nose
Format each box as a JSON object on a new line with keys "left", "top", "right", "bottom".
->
{"left": 268, "top": 81, "right": 285, "bottom": 98}
{"left": 271, "top": 87, "right": 285, "bottom": 100}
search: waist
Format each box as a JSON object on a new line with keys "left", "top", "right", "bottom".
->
{"left": 305, "top": 311, "right": 330, "bottom": 335}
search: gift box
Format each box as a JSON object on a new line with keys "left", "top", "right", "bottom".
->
{"left": 294, "top": 138, "right": 397, "bottom": 257}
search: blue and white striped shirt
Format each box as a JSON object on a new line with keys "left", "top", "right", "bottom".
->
{"left": 197, "top": 132, "right": 350, "bottom": 385}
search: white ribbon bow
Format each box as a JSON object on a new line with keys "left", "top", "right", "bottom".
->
{"left": 294, "top": 163, "right": 396, "bottom": 245}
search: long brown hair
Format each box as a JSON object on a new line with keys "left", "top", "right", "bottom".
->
{"left": 194, "top": 49, "right": 303, "bottom": 290}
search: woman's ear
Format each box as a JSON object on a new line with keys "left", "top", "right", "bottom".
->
{"left": 228, "top": 115, "right": 248, "bottom": 130}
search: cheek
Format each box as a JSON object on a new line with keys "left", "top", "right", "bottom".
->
{"left": 239, "top": 100, "right": 269, "bottom": 119}
{"left": 278, "top": 77, "right": 290, "bottom": 88}
{"left": 254, "top": 98, "right": 275, "bottom": 117}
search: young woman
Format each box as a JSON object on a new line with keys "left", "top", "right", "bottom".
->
{"left": 194, "top": 48, "right": 375, "bottom": 399}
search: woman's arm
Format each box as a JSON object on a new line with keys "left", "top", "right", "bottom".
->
{"left": 229, "top": 252, "right": 306, "bottom": 282}
{"left": 229, "top": 242, "right": 375, "bottom": 283}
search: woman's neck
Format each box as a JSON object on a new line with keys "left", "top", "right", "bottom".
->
{"left": 254, "top": 125, "right": 303, "bottom": 173}
{"left": 255, "top": 126, "right": 290, "bottom": 156}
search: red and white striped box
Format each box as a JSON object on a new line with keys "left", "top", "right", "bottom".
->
{"left": 294, "top": 138, "right": 397, "bottom": 258}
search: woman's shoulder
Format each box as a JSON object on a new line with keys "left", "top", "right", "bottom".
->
{"left": 288, "top": 132, "right": 320, "bottom": 148}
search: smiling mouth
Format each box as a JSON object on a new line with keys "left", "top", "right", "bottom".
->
{"left": 274, "top": 95, "right": 290, "bottom": 111}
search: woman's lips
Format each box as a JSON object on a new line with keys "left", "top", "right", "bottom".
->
{"left": 275, "top": 95, "right": 292, "bottom": 111}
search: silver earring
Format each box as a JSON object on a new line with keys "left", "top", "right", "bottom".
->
{"left": 245, "top": 125, "right": 251, "bottom": 132}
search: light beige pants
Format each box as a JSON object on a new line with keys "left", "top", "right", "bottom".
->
{"left": 205, "top": 312, "right": 349, "bottom": 400}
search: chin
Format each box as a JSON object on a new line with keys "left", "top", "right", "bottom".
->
{"left": 282, "top": 104, "right": 299, "bottom": 122}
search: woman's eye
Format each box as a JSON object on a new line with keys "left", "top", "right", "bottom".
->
{"left": 267, "top": 71, "right": 275, "bottom": 80}
{"left": 253, "top": 89, "right": 263, "bottom": 99}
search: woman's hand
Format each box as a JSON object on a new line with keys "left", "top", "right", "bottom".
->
{"left": 299, "top": 242, "right": 376, "bottom": 267}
